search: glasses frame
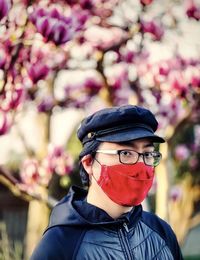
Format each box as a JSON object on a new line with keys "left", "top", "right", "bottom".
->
{"left": 96, "top": 149, "right": 162, "bottom": 166}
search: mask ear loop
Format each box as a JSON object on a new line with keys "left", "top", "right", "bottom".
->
{"left": 90, "top": 158, "right": 105, "bottom": 186}
{"left": 93, "top": 157, "right": 102, "bottom": 166}
{"left": 90, "top": 160, "right": 113, "bottom": 201}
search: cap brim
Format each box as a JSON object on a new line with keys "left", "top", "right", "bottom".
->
{"left": 95, "top": 127, "right": 165, "bottom": 143}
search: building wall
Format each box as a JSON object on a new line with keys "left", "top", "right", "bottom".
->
{"left": 0, "top": 184, "right": 28, "bottom": 260}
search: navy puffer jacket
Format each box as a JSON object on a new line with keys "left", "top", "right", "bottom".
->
{"left": 31, "top": 186, "right": 183, "bottom": 260}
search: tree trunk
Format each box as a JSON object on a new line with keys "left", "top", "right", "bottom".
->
{"left": 168, "top": 177, "right": 200, "bottom": 245}
{"left": 155, "top": 142, "right": 169, "bottom": 221}
{"left": 25, "top": 186, "right": 50, "bottom": 259}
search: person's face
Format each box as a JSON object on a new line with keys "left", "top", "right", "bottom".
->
{"left": 82, "top": 138, "right": 155, "bottom": 182}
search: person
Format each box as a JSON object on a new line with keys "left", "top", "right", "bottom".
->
{"left": 31, "top": 105, "right": 183, "bottom": 260}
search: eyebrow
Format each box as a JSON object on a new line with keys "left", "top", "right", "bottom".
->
{"left": 117, "top": 141, "right": 155, "bottom": 148}
{"left": 143, "top": 143, "right": 155, "bottom": 148}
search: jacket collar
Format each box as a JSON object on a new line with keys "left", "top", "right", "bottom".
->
{"left": 49, "top": 186, "right": 142, "bottom": 228}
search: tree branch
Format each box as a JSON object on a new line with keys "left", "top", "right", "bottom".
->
{"left": 0, "top": 166, "right": 57, "bottom": 208}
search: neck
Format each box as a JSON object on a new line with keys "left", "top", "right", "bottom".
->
{"left": 86, "top": 182, "right": 133, "bottom": 219}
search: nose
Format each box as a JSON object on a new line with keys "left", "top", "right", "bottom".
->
{"left": 138, "top": 154, "right": 144, "bottom": 163}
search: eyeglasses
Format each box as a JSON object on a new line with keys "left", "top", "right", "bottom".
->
{"left": 96, "top": 149, "right": 162, "bottom": 166}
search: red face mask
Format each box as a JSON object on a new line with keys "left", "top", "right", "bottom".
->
{"left": 94, "top": 162, "right": 154, "bottom": 206}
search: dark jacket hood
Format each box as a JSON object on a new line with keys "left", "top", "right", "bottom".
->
{"left": 48, "top": 186, "right": 142, "bottom": 229}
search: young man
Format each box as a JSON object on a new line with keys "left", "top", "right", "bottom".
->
{"left": 31, "top": 105, "right": 183, "bottom": 260}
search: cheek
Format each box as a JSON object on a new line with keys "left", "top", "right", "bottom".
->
{"left": 91, "top": 163, "right": 101, "bottom": 181}
{"left": 101, "top": 156, "right": 119, "bottom": 166}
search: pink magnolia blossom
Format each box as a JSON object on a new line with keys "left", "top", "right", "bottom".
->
{"left": 30, "top": 8, "right": 74, "bottom": 45}
{"left": 7, "top": 88, "right": 24, "bottom": 109}
{"left": 170, "top": 186, "right": 183, "bottom": 202}
{"left": 47, "top": 20, "right": 73, "bottom": 44}
{"left": 91, "top": 0, "right": 120, "bottom": 20}
{"left": 175, "top": 144, "right": 190, "bottom": 161}
{"left": 37, "top": 96, "right": 54, "bottom": 113}
{"left": 140, "top": 0, "right": 153, "bottom": 6}
{"left": 0, "top": 41, "right": 12, "bottom": 70}
{"left": 186, "top": 0, "right": 200, "bottom": 20}
{"left": 73, "top": 95, "right": 91, "bottom": 108}
{"left": 21, "top": 159, "right": 40, "bottom": 186}
{"left": 65, "top": 0, "right": 77, "bottom": 5}
{"left": 0, "top": 88, "right": 24, "bottom": 111}
{"left": 158, "top": 63, "right": 170, "bottom": 76}
{"left": 157, "top": 99, "right": 183, "bottom": 127}
{"left": 0, "top": 111, "right": 11, "bottom": 135}
{"left": 189, "top": 156, "right": 198, "bottom": 171}
{"left": 112, "top": 86, "right": 133, "bottom": 106}
{"left": 109, "top": 69, "right": 128, "bottom": 90}
{"left": 64, "top": 78, "right": 102, "bottom": 107}
{"left": 73, "top": 9, "right": 89, "bottom": 31}
{"left": 0, "top": 0, "right": 11, "bottom": 21}
{"left": 20, "top": 159, "right": 52, "bottom": 187}
{"left": 121, "top": 50, "right": 135, "bottom": 63}
{"left": 171, "top": 78, "right": 187, "bottom": 98}
{"left": 84, "top": 26, "right": 125, "bottom": 50}
{"left": 0, "top": 49, "right": 6, "bottom": 69}
{"left": 107, "top": 69, "right": 130, "bottom": 105}
{"left": 140, "top": 20, "right": 164, "bottom": 41}
{"left": 84, "top": 78, "right": 102, "bottom": 94}
{"left": 66, "top": 0, "right": 94, "bottom": 9}
{"left": 190, "top": 75, "right": 200, "bottom": 88}
{"left": 28, "top": 62, "right": 49, "bottom": 84}
{"left": 30, "top": 7, "right": 88, "bottom": 45}
{"left": 152, "top": 90, "right": 162, "bottom": 104}
{"left": 43, "top": 146, "right": 74, "bottom": 176}
{"left": 79, "top": 0, "right": 94, "bottom": 9}
{"left": 29, "top": 7, "right": 47, "bottom": 24}
{"left": 64, "top": 83, "right": 88, "bottom": 108}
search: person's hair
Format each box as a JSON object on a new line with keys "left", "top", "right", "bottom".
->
{"left": 79, "top": 140, "right": 101, "bottom": 187}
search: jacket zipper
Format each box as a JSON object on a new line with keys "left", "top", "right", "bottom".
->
{"left": 118, "top": 222, "right": 133, "bottom": 260}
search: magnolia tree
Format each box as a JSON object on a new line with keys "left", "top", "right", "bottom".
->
{"left": 0, "top": 0, "right": 200, "bottom": 255}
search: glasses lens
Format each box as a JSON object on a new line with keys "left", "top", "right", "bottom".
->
{"left": 119, "top": 150, "right": 138, "bottom": 164}
{"left": 144, "top": 151, "right": 162, "bottom": 166}
{"left": 119, "top": 150, "right": 162, "bottom": 166}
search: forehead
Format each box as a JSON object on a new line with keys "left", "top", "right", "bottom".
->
{"left": 99, "top": 138, "right": 154, "bottom": 149}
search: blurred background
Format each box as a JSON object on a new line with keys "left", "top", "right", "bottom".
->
{"left": 0, "top": 0, "right": 200, "bottom": 259}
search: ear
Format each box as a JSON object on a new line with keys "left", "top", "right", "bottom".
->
{"left": 81, "top": 155, "right": 93, "bottom": 176}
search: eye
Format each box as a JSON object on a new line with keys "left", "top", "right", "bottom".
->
{"left": 120, "top": 150, "right": 133, "bottom": 157}
{"left": 144, "top": 152, "right": 153, "bottom": 158}
{"left": 120, "top": 150, "right": 138, "bottom": 159}
{"left": 152, "top": 151, "right": 162, "bottom": 159}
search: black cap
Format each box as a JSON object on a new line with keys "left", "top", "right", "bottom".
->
{"left": 77, "top": 105, "right": 165, "bottom": 145}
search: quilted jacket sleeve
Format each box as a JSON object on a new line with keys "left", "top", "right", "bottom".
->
{"left": 30, "top": 226, "right": 86, "bottom": 260}
{"left": 141, "top": 211, "right": 183, "bottom": 260}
